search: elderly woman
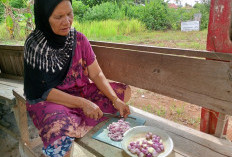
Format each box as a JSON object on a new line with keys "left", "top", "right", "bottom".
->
{"left": 24, "top": 0, "right": 131, "bottom": 156}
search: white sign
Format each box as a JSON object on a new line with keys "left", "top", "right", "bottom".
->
{"left": 181, "top": 21, "right": 200, "bottom": 32}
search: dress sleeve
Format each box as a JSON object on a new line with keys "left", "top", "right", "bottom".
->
{"left": 81, "top": 34, "right": 96, "bottom": 66}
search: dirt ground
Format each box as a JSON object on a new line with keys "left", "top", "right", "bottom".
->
{"left": 0, "top": 86, "right": 231, "bottom": 157}
{"left": 129, "top": 86, "right": 232, "bottom": 141}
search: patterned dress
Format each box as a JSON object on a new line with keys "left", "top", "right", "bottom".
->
{"left": 26, "top": 32, "right": 127, "bottom": 157}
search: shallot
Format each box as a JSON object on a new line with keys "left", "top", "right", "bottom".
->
{"left": 107, "top": 119, "right": 130, "bottom": 141}
{"left": 127, "top": 132, "right": 165, "bottom": 157}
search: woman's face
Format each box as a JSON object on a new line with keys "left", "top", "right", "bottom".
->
{"left": 49, "top": 0, "right": 73, "bottom": 36}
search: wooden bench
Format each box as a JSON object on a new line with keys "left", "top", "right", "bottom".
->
{"left": 2, "top": 40, "right": 232, "bottom": 156}
{"left": 12, "top": 87, "right": 232, "bottom": 157}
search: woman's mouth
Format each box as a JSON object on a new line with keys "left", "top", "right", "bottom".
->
{"left": 61, "top": 27, "right": 70, "bottom": 31}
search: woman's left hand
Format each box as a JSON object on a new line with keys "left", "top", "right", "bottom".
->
{"left": 113, "top": 98, "right": 131, "bottom": 118}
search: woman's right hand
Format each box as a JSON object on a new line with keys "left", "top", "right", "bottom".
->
{"left": 81, "top": 100, "right": 103, "bottom": 120}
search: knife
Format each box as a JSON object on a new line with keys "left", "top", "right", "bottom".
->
{"left": 103, "top": 112, "right": 136, "bottom": 120}
{"left": 103, "top": 112, "right": 121, "bottom": 118}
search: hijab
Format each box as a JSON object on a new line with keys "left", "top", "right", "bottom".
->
{"left": 24, "top": 0, "right": 76, "bottom": 104}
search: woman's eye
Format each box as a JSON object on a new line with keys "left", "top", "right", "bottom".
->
{"left": 55, "top": 16, "right": 62, "bottom": 19}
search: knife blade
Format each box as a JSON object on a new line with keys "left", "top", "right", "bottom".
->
{"left": 103, "top": 112, "right": 136, "bottom": 120}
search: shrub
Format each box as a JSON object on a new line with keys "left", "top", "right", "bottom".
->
{"left": 140, "top": 0, "right": 170, "bottom": 30}
{"left": 83, "top": 2, "right": 125, "bottom": 21}
{"left": 194, "top": 3, "right": 210, "bottom": 30}
{"left": 9, "top": 0, "right": 26, "bottom": 8}
{"left": 168, "top": 8, "right": 199, "bottom": 30}
{"left": 0, "top": 3, "right": 4, "bottom": 23}
{"left": 122, "top": 3, "right": 144, "bottom": 20}
{"left": 81, "top": 0, "right": 115, "bottom": 8}
{"left": 72, "top": 0, "right": 88, "bottom": 22}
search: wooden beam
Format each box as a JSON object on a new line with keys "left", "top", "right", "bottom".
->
{"left": 93, "top": 45, "right": 232, "bottom": 115}
{"left": 0, "top": 44, "right": 23, "bottom": 51}
{"left": 90, "top": 41, "right": 232, "bottom": 61}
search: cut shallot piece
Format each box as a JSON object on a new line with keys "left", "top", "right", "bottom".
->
{"left": 107, "top": 119, "right": 131, "bottom": 141}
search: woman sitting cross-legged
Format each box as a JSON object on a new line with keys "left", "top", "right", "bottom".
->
{"left": 24, "top": 0, "right": 131, "bottom": 156}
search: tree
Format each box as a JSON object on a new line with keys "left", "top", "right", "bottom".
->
{"left": 0, "top": 0, "right": 34, "bottom": 39}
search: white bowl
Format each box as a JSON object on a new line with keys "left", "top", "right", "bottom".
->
{"left": 121, "top": 126, "right": 174, "bottom": 157}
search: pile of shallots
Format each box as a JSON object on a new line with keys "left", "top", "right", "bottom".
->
{"left": 127, "top": 132, "right": 164, "bottom": 157}
{"left": 107, "top": 119, "right": 131, "bottom": 141}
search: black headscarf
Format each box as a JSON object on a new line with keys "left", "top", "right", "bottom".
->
{"left": 24, "top": 0, "right": 76, "bottom": 104}
{"left": 34, "top": 0, "right": 72, "bottom": 48}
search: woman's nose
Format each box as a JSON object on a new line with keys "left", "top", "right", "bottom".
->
{"left": 62, "top": 16, "right": 70, "bottom": 25}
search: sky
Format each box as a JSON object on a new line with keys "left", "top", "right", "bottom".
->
{"left": 167, "top": 0, "right": 200, "bottom": 6}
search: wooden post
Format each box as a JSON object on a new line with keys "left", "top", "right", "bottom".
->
{"left": 200, "top": 0, "right": 232, "bottom": 137}
{"left": 215, "top": 113, "right": 228, "bottom": 138}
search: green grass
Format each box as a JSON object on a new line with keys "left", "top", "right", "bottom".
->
{"left": 156, "top": 106, "right": 166, "bottom": 117}
{"left": 187, "top": 117, "right": 201, "bottom": 126}
{"left": 0, "top": 19, "right": 208, "bottom": 51}
{"left": 176, "top": 106, "right": 185, "bottom": 116}
{"left": 73, "top": 19, "right": 146, "bottom": 41}
{"left": 142, "top": 104, "right": 153, "bottom": 113}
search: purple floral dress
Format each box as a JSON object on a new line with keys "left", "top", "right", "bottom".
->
{"left": 26, "top": 32, "right": 127, "bottom": 157}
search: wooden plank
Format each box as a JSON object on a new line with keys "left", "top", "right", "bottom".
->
{"left": 93, "top": 46, "right": 232, "bottom": 115}
{"left": 13, "top": 88, "right": 26, "bottom": 104}
{"left": 14, "top": 56, "right": 24, "bottom": 76}
{"left": 90, "top": 41, "right": 232, "bottom": 61}
{"left": 17, "top": 99, "right": 30, "bottom": 144}
{"left": 0, "top": 55, "right": 8, "bottom": 74}
{"left": 4, "top": 56, "right": 14, "bottom": 74}
{"left": 76, "top": 106, "right": 231, "bottom": 157}
{"left": 9, "top": 56, "right": 17, "bottom": 75}
{"left": 0, "top": 44, "right": 24, "bottom": 51}
{"left": 0, "top": 49, "right": 23, "bottom": 57}
{"left": 0, "top": 73, "right": 23, "bottom": 80}
{"left": 215, "top": 113, "right": 228, "bottom": 138}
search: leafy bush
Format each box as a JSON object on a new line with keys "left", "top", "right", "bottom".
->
{"left": 83, "top": 2, "right": 125, "bottom": 21}
{"left": 140, "top": 0, "right": 170, "bottom": 30}
{"left": 122, "top": 3, "right": 144, "bottom": 19}
{"left": 168, "top": 8, "right": 198, "bottom": 30}
{"left": 9, "top": 0, "right": 26, "bottom": 8}
{"left": 194, "top": 3, "right": 210, "bottom": 30}
{"left": 0, "top": 3, "right": 4, "bottom": 23}
{"left": 81, "top": 0, "right": 115, "bottom": 8}
{"left": 72, "top": 0, "right": 88, "bottom": 22}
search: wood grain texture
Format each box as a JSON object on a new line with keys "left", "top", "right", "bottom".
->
{"left": 93, "top": 45, "right": 232, "bottom": 115}
{"left": 18, "top": 99, "right": 30, "bottom": 144}
{"left": 90, "top": 41, "right": 232, "bottom": 61}
{"left": 0, "top": 48, "right": 24, "bottom": 76}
